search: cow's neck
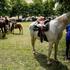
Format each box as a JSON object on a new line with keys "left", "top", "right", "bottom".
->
{"left": 58, "top": 12, "right": 70, "bottom": 30}
{"left": 66, "top": 12, "right": 70, "bottom": 24}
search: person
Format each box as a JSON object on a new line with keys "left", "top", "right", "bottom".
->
{"left": 5, "top": 16, "right": 10, "bottom": 32}
{"left": 37, "top": 16, "right": 45, "bottom": 24}
{"left": 36, "top": 16, "right": 48, "bottom": 42}
{"left": 5, "top": 16, "right": 9, "bottom": 25}
{"left": 66, "top": 24, "right": 70, "bottom": 59}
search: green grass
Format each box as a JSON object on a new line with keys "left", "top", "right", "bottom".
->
{"left": 0, "top": 22, "right": 70, "bottom": 70}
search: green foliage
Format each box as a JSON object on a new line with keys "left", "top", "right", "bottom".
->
{"left": 9, "top": 0, "right": 29, "bottom": 17}
{"left": 0, "top": 0, "right": 8, "bottom": 16}
{"left": 1, "top": 0, "right": 70, "bottom": 16}
{"left": 55, "top": 0, "right": 70, "bottom": 15}
{"left": 29, "top": 0, "right": 44, "bottom": 16}
{"left": 43, "top": 0, "right": 55, "bottom": 17}
{"left": 0, "top": 0, "right": 57, "bottom": 16}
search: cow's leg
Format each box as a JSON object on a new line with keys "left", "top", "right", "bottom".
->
{"left": 54, "top": 41, "right": 59, "bottom": 60}
{"left": 31, "top": 35, "right": 36, "bottom": 54}
{"left": 21, "top": 27, "right": 23, "bottom": 34}
{"left": 54, "top": 33, "right": 62, "bottom": 60}
{"left": 11, "top": 27, "right": 14, "bottom": 34}
{"left": 21, "top": 28, "right": 23, "bottom": 34}
{"left": 19, "top": 28, "right": 21, "bottom": 34}
{"left": 1, "top": 28, "right": 3, "bottom": 33}
{"left": 12, "top": 29, "right": 14, "bottom": 34}
{"left": 2, "top": 27, "right": 6, "bottom": 38}
{"left": 19, "top": 28, "right": 23, "bottom": 34}
{"left": 47, "top": 42, "right": 53, "bottom": 64}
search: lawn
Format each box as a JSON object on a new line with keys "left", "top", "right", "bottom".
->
{"left": 0, "top": 22, "right": 70, "bottom": 70}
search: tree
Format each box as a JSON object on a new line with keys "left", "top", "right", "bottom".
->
{"left": 29, "top": 0, "right": 44, "bottom": 16}
{"left": 9, "top": 0, "right": 28, "bottom": 18}
{"left": 54, "top": 0, "right": 70, "bottom": 15}
{"left": 43, "top": 0, "right": 55, "bottom": 17}
{"left": 21, "top": 0, "right": 29, "bottom": 17}
{"left": 0, "top": 0, "right": 8, "bottom": 16}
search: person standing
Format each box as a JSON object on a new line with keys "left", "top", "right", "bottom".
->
{"left": 5, "top": 16, "right": 10, "bottom": 33}
{"left": 66, "top": 24, "right": 70, "bottom": 59}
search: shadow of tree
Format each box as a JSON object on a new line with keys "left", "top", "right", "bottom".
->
{"left": 34, "top": 52, "right": 69, "bottom": 70}
{"left": 12, "top": 33, "right": 23, "bottom": 35}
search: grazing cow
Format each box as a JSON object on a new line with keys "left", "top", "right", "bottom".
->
{"left": 4, "top": 17, "right": 10, "bottom": 33}
{"left": 29, "top": 12, "right": 70, "bottom": 64}
{"left": 10, "top": 23, "right": 23, "bottom": 34}
{"left": 0, "top": 19, "right": 7, "bottom": 38}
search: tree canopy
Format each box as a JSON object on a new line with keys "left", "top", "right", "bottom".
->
{"left": 0, "top": 0, "right": 70, "bottom": 17}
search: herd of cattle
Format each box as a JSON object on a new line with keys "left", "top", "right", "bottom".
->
{"left": 0, "top": 16, "right": 55, "bottom": 38}
{"left": 0, "top": 16, "right": 23, "bottom": 38}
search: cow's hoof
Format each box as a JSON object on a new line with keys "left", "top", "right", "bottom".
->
{"left": 33, "top": 51, "right": 37, "bottom": 55}
{"left": 33, "top": 51, "right": 35, "bottom": 54}
{"left": 47, "top": 61, "right": 52, "bottom": 65}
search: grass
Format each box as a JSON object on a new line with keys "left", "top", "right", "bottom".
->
{"left": 0, "top": 22, "right": 70, "bottom": 70}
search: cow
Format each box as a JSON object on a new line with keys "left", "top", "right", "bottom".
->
{"left": 29, "top": 12, "right": 70, "bottom": 64}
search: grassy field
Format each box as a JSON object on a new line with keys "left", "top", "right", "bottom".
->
{"left": 0, "top": 22, "right": 70, "bottom": 70}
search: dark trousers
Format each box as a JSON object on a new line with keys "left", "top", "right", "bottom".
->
{"left": 66, "top": 40, "right": 70, "bottom": 58}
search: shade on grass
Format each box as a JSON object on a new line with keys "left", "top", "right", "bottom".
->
{"left": 0, "top": 22, "right": 69, "bottom": 70}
